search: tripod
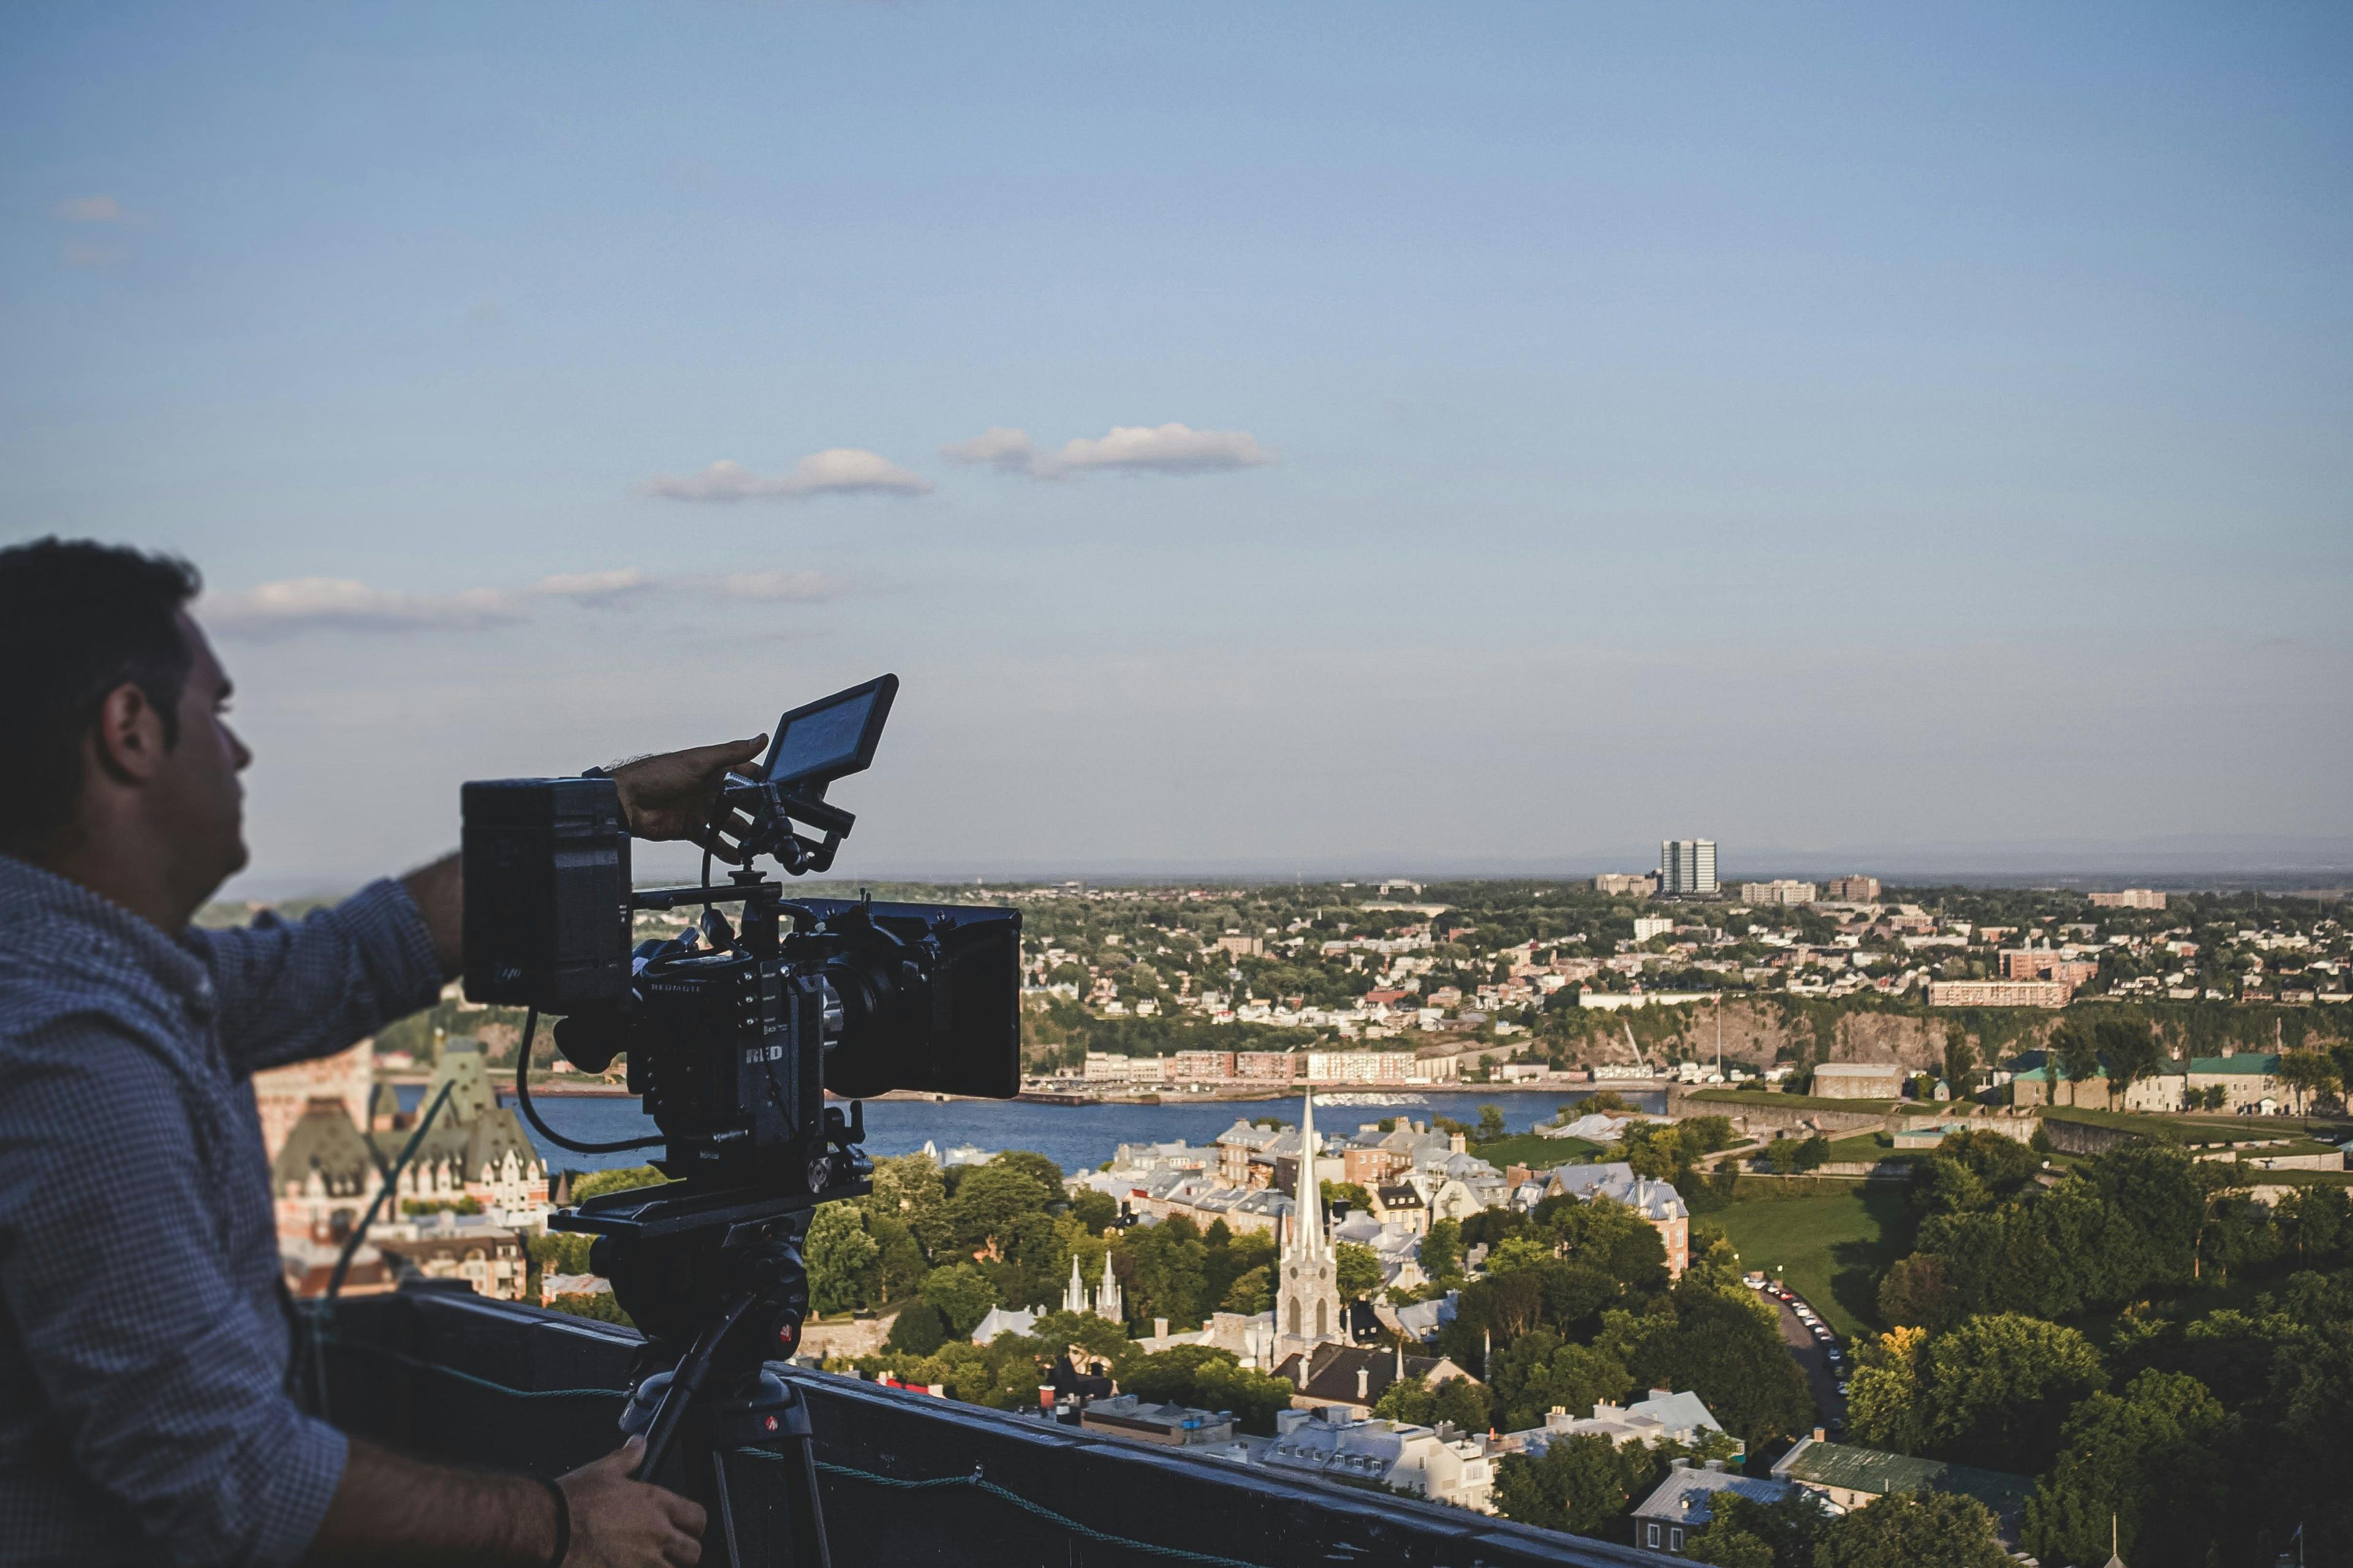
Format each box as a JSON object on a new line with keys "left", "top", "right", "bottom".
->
{"left": 570, "top": 1192, "right": 837, "bottom": 1568}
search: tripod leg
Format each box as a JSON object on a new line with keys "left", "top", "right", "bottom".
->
{"left": 709, "top": 1452, "right": 743, "bottom": 1568}
{"left": 775, "top": 1425, "right": 833, "bottom": 1568}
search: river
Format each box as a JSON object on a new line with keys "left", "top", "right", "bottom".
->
{"left": 397, "top": 1085, "right": 1666, "bottom": 1176}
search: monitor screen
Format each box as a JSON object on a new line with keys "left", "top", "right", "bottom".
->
{"left": 767, "top": 683, "right": 886, "bottom": 785}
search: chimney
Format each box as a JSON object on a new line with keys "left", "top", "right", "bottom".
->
{"left": 1670, "top": 1457, "right": 1691, "bottom": 1470}
{"left": 1154, "top": 1317, "right": 1169, "bottom": 1340}
{"left": 1038, "top": 1385, "right": 1055, "bottom": 1411}
{"left": 1703, "top": 1459, "right": 1724, "bottom": 1472}
{"left": 1357, "top": 1365, "right": 1371, "bottom": 1402}
{"left": 1813, "top": 1426, "right": 1827, "bottom": 1442}
{"left": 1650, "top": 1388, "right": 1673, "bottom": 1402}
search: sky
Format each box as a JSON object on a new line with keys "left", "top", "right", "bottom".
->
{"left": 5, "top": 2, "right": 2349, "bottom": 892}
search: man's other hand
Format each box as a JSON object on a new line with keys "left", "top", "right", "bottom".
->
{"left": 561, "top": 1437, "right": 708, "bottom": 1567}
{"left": 611, "top": 737, "right": 767, "bottom": 862}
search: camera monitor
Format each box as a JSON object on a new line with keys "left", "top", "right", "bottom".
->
{"left": 763, "top": 675, "right": 897, "bottom": 791}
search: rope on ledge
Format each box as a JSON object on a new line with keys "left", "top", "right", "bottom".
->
{"left": 319, "top": 1334, "right": 1277, "bottom": 1568}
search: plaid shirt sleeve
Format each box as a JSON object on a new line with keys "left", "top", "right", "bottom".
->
{"left": 201, "top": 877, "right": 445, "bottom": 1077}
{"left": 0, "top": 1018, "right": 347, "bottom": 1567}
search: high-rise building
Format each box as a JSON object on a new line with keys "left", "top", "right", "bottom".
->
{"left": 1659, "top": 839, "right": 1718, "bottom": 896}
{"left": 1824, "top": 876, "right": 1881, "bottom": 903}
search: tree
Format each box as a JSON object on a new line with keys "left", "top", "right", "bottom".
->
{"left": 989, "top": 1149, "right": 1069, "bottom": 1201}
{"left": 2050, "top": 1020, "right": 2102, "bottom": 1104}
{"left": 805, "top": 1203, "right": 881, "bottom": 1316}
{"left": 1603, "top": 1285, "right": 1813, "bottom": 1452}
{"left": 1942, "top": 1030, "right": 1979, "bottom": 1098}
{"left": 2021, "top": 1369, "right": 2232, "bottom": 1568}
{"left": 1420, "top": 1218, "right": 1465, "bottom": 1283}
{"left": 1374, "top": 1373, "right": 1491, "bottom": 1433}
{"left": 2094, "top": 1016, "right": 2163, "bottom": 1105}
{"left": 1916, "top": 1314, "right": 2105, "bottom": 1472}
{"left": 884, "top": 1299, "right": 947, "bottom": 1355}
{"left": 1847, "top": 1326, "right": 1927, "bottom": 1453}
{"left": 1069, "top": 1188, "right": 1118, "bottom": 1233}
{"left": 1811, "top": 1491, "right": 2010, "bottom": 1568}
{"left": 1876, "top": 1257, "right": 1956, "bottom": 1334}
{"left": 1221, "top": 1264, "right": 1272, "bottom": 1314}
{"left": 918, "top": 1261, "right": 999, "bottom": 1338}
{"left": 1477, "top": 1104, "right": 1508, "bottom": 1141}
{"left": 570, "top": 1164, "right": 670, "bottom": 1202}
{"left": 1688, "top": 1492, "right": 1824, "bottom": 1568}
{"left": 1492, "top": 1433, "right": 1667, "bottom": 1538}
{"left": 1484, "top": 1330, "right": 1632, "bottom": 1433}
{"left": 947, "top": 1163, "right": 1055, "bottom": 1259}
{"left": 1334, "top": 1240, "right": 1384, "bottom": 1302}
{"left": 865, "top": 1151, "right": 952, "bottom": 1254}
{"left": 2277, "top": 1050, "right": 2340, "bottom": 1116}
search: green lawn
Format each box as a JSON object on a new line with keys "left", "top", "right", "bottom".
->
{"left": 1686, "top": 1088, "right": 1901, "bottom": 1113}
{"left": 1474, "top": 1133, "right": 1603, "bottom": 1170}
{"left": 1708, "top": 1181, "right": 1919, "bottom": 1342}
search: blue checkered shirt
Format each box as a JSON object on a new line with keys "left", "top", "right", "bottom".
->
{"left": 0, "top": 854, "right": 443, "bottom": 1567}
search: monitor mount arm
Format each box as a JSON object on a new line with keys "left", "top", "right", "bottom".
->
{"left": 718, "top": 775, "right": 856, "bottom": 876}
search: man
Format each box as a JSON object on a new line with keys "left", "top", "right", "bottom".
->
{"left": 0, "top": 539, "right": 761, "bottom": 1567}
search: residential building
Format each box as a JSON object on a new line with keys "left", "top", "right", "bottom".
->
{"left": 1234, "top": 1051, "right": 1302, "bottom": 1082}
{"left": 1542, "top": 1162, "right": 1689, "bottom": 1276}
{"left": 374, "top": 1218, "right": 528, "bottom": 1302}
{"left": 1738, "top": 881, "right": 1817, "bottom": 907}
{"left": 1927, "top": 979, "right": 2072, "bottom": 1007}
{"left": 1824, "top": 875, "right": 1881, "bottom": 902}
{"left": 971, "top": 1305, "right": 1039, "bottom": 1345}
{"left": 2088, "top": 888, "right": 2167, "bottom": 910}
{"left": 1594, "top": 873, "right": 1660, "bottom": 896}
{"left": 1632, "top": 916, "right": 1675, "bottom": 942}
{"left": 1271, "top": 1342, "right": 1479, "bottom": 1413}
{"left": 1214, "top": 934, "right": 1265, "bottom": 956}
{"left": 1254, "top": 1405, "right": 1495, "bottom": 1513}
{"left": 1169, "top": 1050, "right": 1237, "bottom": 1083}
{"left": 1659, "top": 839, "right": 1719, "bottom": 896}
{"left": 1631, "top": 1459, "right": 1797, "bottom": 1556}
{"left": 1772, "top": 1434, "right": 2031, "bottom": 1543}
{"left": 1999, "top": 947, "right": 2099, "bottom": 988}
{"left": 1078, "top": 1395, "right": 1236, "bottom": 1449}
{"left": 1809, "top": 1061, "right": 1906, "bottom": 1100}
{"left": 1504, "top": 1389, "right": 1737, "bottom": 1460}
{"left": 251, "top": 1037, "right": 376, "bottom": 1159}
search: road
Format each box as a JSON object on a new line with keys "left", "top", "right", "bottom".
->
{"left": 1765, "top": 1290, "right": 1844, "bottom": 1431}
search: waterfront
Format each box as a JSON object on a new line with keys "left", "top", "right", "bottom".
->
{"left": 404, "top": 1085, "right": 1667, "bottom": 1177}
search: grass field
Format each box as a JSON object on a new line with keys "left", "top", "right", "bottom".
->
{"left": 1709, "top": 1181, "right": 1919, "bottom": 1341}
{"left": 1473, "top": 1133, "right": 1603, "bottom": 1170}
{"left": 1686, "top": 1088, "right": 1901, "bottom": 1113}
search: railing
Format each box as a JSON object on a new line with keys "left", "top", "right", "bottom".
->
{"left": 309, "top": 1282, "right": 1672, "bottom": 1567}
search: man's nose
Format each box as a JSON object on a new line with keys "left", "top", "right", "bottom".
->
{"left": 228, "top": 725, "right": 254, "bottom": 771}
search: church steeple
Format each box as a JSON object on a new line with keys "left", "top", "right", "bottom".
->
{"left": 1096, "top": 1248, "right": 1123, "bottom": 1323}
{"left": 1276, "top": 1089, "right": 1342, "bottom": 1348}
{"left": 1064, "top": 1254, "right": 1090, "bottom": 1316}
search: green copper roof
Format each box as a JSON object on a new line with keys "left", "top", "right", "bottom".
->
{"left": 1775, "top": 1441, "right": 2031, "bottom": 1523}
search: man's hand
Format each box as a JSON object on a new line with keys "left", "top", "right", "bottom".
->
{"left": 561, "top": 1437, "right": 707, "bottom": 1567}
{"left": 611, "top": 737, "right": 768, "bottom": 862}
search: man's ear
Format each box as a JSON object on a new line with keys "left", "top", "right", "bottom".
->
{"left": 90, "top": 681, "right": 170, "bottom": 785}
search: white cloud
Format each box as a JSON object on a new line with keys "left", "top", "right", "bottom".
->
{"left": 942, "top": 422, "right": 1278, "bottom": 479}
{"left": 55, "top": 194, "right": 142, "bottom": 225}
{"left": 533, "top": 566, "right": 653, "bottom": 605}
{"left": 202, "top": 578, "right": 523, "bottom": 637}
{"left": 638, "top": 449, "right": 934, "bottom": 502}
{"left": 939, "top": 426, "right": 1037, "bottom": 472}
{"left": 1047, "top": 423, "right": 1278, "bottom": 475}
{"left": 718, "top": 569, "right": 838, "bottom": 602}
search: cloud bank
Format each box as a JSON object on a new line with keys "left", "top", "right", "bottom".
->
{"left": 942, "top": 422, "right": 1278, "bottom": 480}
{"left": 202, "top": 578, "right": 524, "bottom": 635}
{"left": 639, "top": 449, "right": 933, "bottom": 502}
{"left": 203, "top": 562, "right": 838, "bottom": 636}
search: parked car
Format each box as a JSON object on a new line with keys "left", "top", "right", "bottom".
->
{"left": 1836, "top": 1381, "right": 1851, "bottom": 1396}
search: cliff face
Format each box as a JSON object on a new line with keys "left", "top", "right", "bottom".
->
{"left": 1558, "top": 999, "right": 2003, "bottom": 1074}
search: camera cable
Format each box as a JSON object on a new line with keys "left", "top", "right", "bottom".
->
{"left": 513, "top": 1007, "right": 665, "bottom": 1154}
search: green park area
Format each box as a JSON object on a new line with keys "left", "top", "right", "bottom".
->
{"left": 1708, "top": 1181, "right": 1919, "bottom": 1341}
{"left": 1469, "top": 1132, "right": 1603, "bottom": 1170}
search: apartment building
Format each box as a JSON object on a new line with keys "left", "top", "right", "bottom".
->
{"left": 1659, "top": 839, "right": 1719, "bottom": 896}
{"left": 1824, "top": 875, "right": 1881, "bottom": 902}
{"left": 1738, "top": 880, "right": 1816, "bottom": 907}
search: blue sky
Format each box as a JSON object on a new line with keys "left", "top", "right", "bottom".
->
{"left": 5, "top": 2, "right": 2348, "bottom": 888}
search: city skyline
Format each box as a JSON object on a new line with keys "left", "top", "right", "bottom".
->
{"left": 4, "top": 2, "right": 2348, "bottom": 895}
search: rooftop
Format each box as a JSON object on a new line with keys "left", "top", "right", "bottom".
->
{"left": 1771, "top": 1438, "right": 2031, "bottom": 1530}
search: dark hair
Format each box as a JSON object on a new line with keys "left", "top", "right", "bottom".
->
{"left": 0, "top": 538, "right": 203, "bottom": 851}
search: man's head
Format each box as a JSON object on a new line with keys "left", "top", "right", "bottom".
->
{"left": 0, "top": 538, "right": 251, "bottom": 921}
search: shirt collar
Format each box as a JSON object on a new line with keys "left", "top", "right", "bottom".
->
{"left": 0, "top": 851, "right": 216, "bottom": 1012}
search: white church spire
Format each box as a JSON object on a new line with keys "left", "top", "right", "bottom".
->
{"left": 1096, "top": 1248, "right": 1123, "bottom": 1322}
{"left": 1064, "top": 1253, "right": 1090, "bottom": 1315}
{"left": 1276, "top": 1089, "right": 1343, "bottom": 1348}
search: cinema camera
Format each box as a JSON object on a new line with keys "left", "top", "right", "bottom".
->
{"left": 459, "top": 676, "right": 1020, "bottom": 1564}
